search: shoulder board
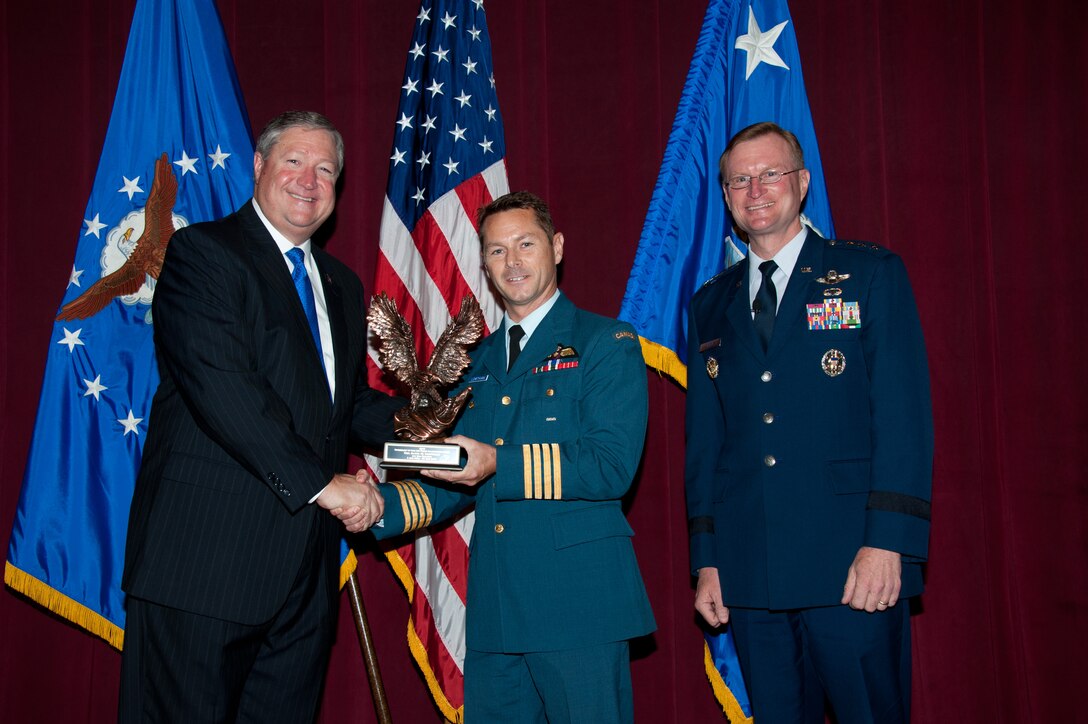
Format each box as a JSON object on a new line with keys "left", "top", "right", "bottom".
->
{"left": 825, "top": 238, "right": 891, "bottom": 256}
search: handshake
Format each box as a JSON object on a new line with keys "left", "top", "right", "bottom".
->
{"left": 316, "top": 469, "right": 384, "bottom": 533}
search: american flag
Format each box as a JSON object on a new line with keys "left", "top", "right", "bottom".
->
{"left": 369, "top": 1, "right": 508, "bottom": 719}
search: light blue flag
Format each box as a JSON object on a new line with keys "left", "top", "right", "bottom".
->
{"left": 4, "top": 0, "right": 254, "bottom": 648}
{"left": 619, "top": 0, "right": 834, "bottom": 389}
{"left": 619, "top": 0, "right": 835, "bottom": 720}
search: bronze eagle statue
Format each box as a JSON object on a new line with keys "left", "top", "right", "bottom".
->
{"left": 368, "top": 292, "right": 484, "bottom": 441}
{"left": 57, "top": 152, "right": 178, "bottom": 321}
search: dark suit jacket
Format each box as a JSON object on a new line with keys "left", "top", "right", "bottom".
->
{"left": 685, "top": 232, "right": 933, "bottom": 610}
{"left": 376, "top": 293, "right": 656, "bottom": 652}
{"left": 122, "top": 200, "right": 401, "bottom": 625}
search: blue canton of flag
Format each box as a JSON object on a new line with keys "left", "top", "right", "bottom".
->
{"left": 5, "top": 0, "right": 254, "bottom": 648}
{"left": 618, "top": 0, "right": 835, "bottom": 389}
{"left": 386, "top": 0, "right": 507, "bottom": 236}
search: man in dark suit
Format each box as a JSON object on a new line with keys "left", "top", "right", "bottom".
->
{"left": 350, "top": 192, "right": 655, "bottom": 723}
{"left": 119, "top": 111, "right": 402, "bottom": 723}
{"left": 685, "top": 122, "right": 933, "bottom": 724}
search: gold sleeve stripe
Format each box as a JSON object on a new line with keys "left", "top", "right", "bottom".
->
{"left": 532, "top": 444, "right": 543, "bottom": 499}
{"left": 551, "top": 443, "right": 562, "bottom": 499}
{"left": 520, "top": 443, "right": 564, "bottom": 500}
{"left": 392, "top": 479, "right": 433, "bottom": 532}
{"left": 541, "top": 443, "right": 553, "bottom": 499}
{"left": 523, "top": 445, "right": 533, "bottom": 499}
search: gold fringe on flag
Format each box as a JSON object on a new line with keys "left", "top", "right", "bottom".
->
{"left": 638, "top": 336, "right": 688, "bottom": 388}
{"left": 4, "top": 562, "right": 125, "bottom": 650}
{"left": 704, "top": 641, "right": 754, "bottom": 724}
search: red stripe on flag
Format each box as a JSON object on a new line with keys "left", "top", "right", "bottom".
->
{"left": 453, "top": 173, "right": 493, "bottom": 235}
{"left": 410, "top": 211, "right": 477, "bottom": 320}
{"left": 426, "top": 524, "right": 470, "bottom": 604}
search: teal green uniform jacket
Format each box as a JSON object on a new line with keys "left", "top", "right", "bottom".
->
{"left": 376, "top": 293, "right": 656, "bottom": 652}
{"left": 685, "top": 233, "right": 934, "bottom": 610}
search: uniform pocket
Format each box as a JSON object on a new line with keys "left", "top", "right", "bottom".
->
{"left": 552, "top": 504, "right": 634, "bottom": 549}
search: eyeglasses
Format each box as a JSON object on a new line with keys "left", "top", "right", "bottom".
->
{"left": 725, "top": 169, "right": 803, "bottom": 190}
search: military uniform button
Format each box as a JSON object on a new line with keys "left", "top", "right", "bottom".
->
{"left": 494, "top": 524, "right": 505, "bottom": 534}
{"left": 761, "top": 371, "right": 773, "bottom": 382}
{"left": 468, "top": 401, "right": 475, "bottom": 408}
{"left": 501, "top": 395, "right": 511, "bottom": 405}
{"left": 494, "top": 438, "right": 504, "bottom": 446}
{"left": 763, "top": 455, "right": 776, "bottom": 467}
{"left": 762, "top": 412, "right": 774, "bottom": 424}
{"left": 545, "top": 388, "right": 554, "bottom": 396}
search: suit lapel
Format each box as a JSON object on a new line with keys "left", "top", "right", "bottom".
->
{"left": 722, "top": 259, "right": 765, "bottom": 362}
{"left": 239, "top": 202, "right": 332, "bottom": 406}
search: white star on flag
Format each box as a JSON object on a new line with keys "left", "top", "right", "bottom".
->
{"left": 83, "top": 375, "right": 108, "bottom": 401}
{"left": 735, "top": 6, "right": 790, "bottom": 80}
{"left": 432, "top": 46, "right": 450, "bottom": 63}
{"left": 84, "top": 213, "right": 107, "bottom": 238}
{"left": 391, "top": 148, "right": 407, "bottom": 166}
{"left": 118, "top": 176, "right": 144, "bottom": 201}
{"left": 397, "top": 113, "right": 415, "bottom": 131}
{"left": 208, "top": 144, "right": 231, "bottom": 170}
{"left": 449, "top": 124, "right": 467, "bottom": 142}
{"left": 410, "top": 42, "right": 427, "bottom": 59}
{"left": 441, "top": 11, "right": 457, "bottom": 29}
{"left": 173, "top": 151, "right": 199, "bottom": 175}
{"left": 68, "top": 266, "right": 85, "bottom": 288}
{"left": 443, "top": 157, "right": 460, "bottom": 175}
{"left": 455, "top": 91, "right": 472, "bottom": 108}
{"left": 57, "top": 327, "right": 85, "bottom": 352}
{"left": 403, "top": 78, "right": 420, "bottom": 96}
{"left": 118, "top": 410, "right": 143, "bottom": 436}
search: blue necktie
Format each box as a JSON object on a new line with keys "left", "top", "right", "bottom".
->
{"left": 753, "top": 259, "right": 778, "bottom": 352}
{"left": 286, "top": 247, "right": 326, "bottom": 368}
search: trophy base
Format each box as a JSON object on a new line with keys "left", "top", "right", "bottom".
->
{"left": 379, "top": 441, "right": 466, "bottom": 470}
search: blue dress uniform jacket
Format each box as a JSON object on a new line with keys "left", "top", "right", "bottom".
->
{"left": 685, "top": 232, "right": 933, "bottom": 610}
{"left": 376, "top": 293, "right": 656, "bottom": 652}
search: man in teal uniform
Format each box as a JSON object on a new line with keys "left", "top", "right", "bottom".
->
{"left": 365, "top": 192, "right": 655, "bottom": 723}
{"left": 685, "top": 123, "right": 933, "bottom": 724}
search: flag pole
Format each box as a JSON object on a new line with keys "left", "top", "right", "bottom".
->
{"left": 347, "top": 572, "right": 393, "bottom": 724}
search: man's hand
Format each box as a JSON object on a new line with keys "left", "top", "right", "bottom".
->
{"left": 841, "top": 546, "right": 902, "bottom": 612}
{"left": 420, "top": 435, "right": 496, "bottom": 487}
{"left": 695, "top": 567, "right": 730, "bottom": 627}
{"left": 317, "top": 470, "right": 384, "bottom": 533}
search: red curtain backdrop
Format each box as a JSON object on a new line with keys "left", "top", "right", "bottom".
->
{"left": 2, "top": 1, "right": 1086, "bottom": 721}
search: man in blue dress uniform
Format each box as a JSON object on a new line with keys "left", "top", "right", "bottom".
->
{"left": 360, "top": 192, "right": 655, "bottom": 723}
{"left": 685, "top": 122, "right": 933, "bottom": 724}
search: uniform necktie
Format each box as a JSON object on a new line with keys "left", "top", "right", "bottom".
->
{"left": 286, "top": 247, "right": 325, "bottom": 367}
{"left": 507, "top": 324, "right": 525, "bottom": 371}
{"left": 753, "top": 259, "right": 779, "bottom": 351}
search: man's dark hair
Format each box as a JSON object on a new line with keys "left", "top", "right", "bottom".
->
{"left": 255, "top": 111, "right": 344, "bottom": 173}
{"left": 477, "top": 191, "right": 556, "bottom": 244}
